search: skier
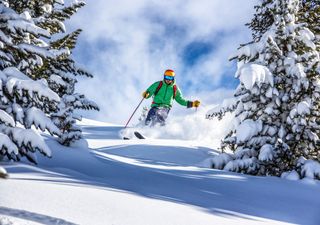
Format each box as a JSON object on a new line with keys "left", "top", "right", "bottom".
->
{"left": 142, "top": 69, "right": 200, "bottom": 126}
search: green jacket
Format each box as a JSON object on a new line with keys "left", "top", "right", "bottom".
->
{"left": 145, "top": 80, "right": 191, "bottom": 108}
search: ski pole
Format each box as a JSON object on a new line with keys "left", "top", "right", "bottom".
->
{"left": 124, "top": 97, "right": 144, "bottom": 129}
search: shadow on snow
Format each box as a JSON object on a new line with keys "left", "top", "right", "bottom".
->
{"left": 6, "top": 125, "right": 320, "bottom": 225}
{"left": 0, "top": 206, "right": 76, "bottom": 225}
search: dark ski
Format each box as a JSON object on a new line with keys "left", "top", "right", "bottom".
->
{"left": 134, "top": 131, "right": 146, "bottom": 139}
{"left": 122, "top": 131, "right": 146, "bottom": 140}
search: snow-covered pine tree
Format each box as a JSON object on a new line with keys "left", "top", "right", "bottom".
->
{"left": 39, "top": 29, "right": 99, "bottom": 146}
{"left": 7, "top": 0, "right": 85, "bottom": 76}
{"left": 9, "top": 0, "right": 85, "bottom": 36}
{"left": 0, "top": 1, "right": 61, "bottom": 163}
{"left": 9, "top": 0, "right": 99, "bottom": 146}
{"left": 27, "top": 1, "right": 99, "bottom": 146}
{"left": 207, "top": 0, "right": 320, "bottom": 180}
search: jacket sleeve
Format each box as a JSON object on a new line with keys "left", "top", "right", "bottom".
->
{"left": 145, "top": 81, "right": 161, "bottom": 99}
{"left": 175, "top": 86, "right": 193, "bottom": 107}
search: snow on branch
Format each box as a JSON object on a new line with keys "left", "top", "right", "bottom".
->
{"left": 211, "top": 153, "right": 234, "bottom": 170}
{"left": 0, "top": 133, "right": 18, "bottom": 155}
{"left": 0, "top": 109, "right": 14, "bottom": 126}
{"left": 6, "top": 77, "right": 60, "bottom": 103}
{"left": 236, "top": 119, "right": 263, "bottom": 143}
{"left": 25, "top": 107, "right": 61, "bottom": 136}
{"left": 289, "top": 100, "right": 311, "bottom": 118}
{"left": 297, "top": 28, "right": 316, "bottom": 50}
{"left": 235, "top": 148, "right": 258, "bottom": 159}
{"left": 301, "top": 160, "right": 320, "bottom": 179}
{"left": 3, "top": 67, "right": 29, "bottom": 80}
{"left": 258, "top": 144, "right": 274, "bottom": 161}
{"left": 206, "top": 98, "right": 238, "bottom": 120}
{"left": 7, "top": 19, "right": 50, "bottom": 38}
{"left": 12, "top": 103, "right": 24, "bottom": 124}
{"left": 224, "top": 158, "right": 258, "bottom": 173}
{"left": 64, "top": 94, "right": 99, "bottom": 110}
{"left": 18, "top": 44, "right": 55, "bottom": 59}
{"left": 235, "top": 63, "right": 274, "bottom": 90}
{"left": 0, "top": 30, "right": 12, "bottom": 45}
{"left": 10, "top": 127, "right": 52, "bottom": 157}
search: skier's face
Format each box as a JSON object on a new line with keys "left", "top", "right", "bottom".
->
{"left": 164, "top": 79, "right": 173, "bottom": 85}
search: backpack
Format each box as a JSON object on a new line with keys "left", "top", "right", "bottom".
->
{"left": 154, "top": 81, "right": 177, "bottom": 99}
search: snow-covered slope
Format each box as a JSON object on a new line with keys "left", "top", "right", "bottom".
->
{"left": 1, "top": 120, "right": 320, "bottom": 225}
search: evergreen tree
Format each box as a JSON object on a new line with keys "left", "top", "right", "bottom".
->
{"left": 0, "top": 1, "right": 61, "bottom": 163}
{"left": 207, "top": 0, "right": 320, "bottom": 180}
{"left": 0, "top": 0, "right": 96, "bottom": 162}
{"left": 31, "top": 1, "right": 99, "bottom": 146}
{"left": 43, "top": 29, "right": 99, "bottom": 146}
{"left": 9, "top": 0, "right": 99, "bottom": 146}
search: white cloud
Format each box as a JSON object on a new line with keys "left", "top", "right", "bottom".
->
{"left": 66, "top": 0, "right": 258, "bottom": 124}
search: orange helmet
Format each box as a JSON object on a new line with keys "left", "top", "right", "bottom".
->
{"left": 164, "top": 69, "right": 175, "bottom": 80}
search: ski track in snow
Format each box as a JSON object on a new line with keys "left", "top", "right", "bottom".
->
{"left": 1, "top": 120, "right": 320, "bottom": 225}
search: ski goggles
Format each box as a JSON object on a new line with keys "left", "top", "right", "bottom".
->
{"left": 164, "top": 75, "right": 174, "bottom": 80}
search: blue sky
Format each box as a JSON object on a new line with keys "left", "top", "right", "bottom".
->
{"left": 66, "top": 0, "right": 258, "bottom": 123}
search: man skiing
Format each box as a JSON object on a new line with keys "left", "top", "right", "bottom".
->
{"left": 142, "top": 69, "right": 200, "bottom": 126}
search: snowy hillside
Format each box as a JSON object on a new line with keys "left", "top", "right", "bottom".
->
{"left": 1, "top": 119, "right": 320, "bottom": 225}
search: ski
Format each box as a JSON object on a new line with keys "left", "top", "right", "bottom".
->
{"left": 122, "top": 131, "right": 146, "bottom": 140}
{"left": 134, "top": 131, "right": 146, "bottom": 139}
